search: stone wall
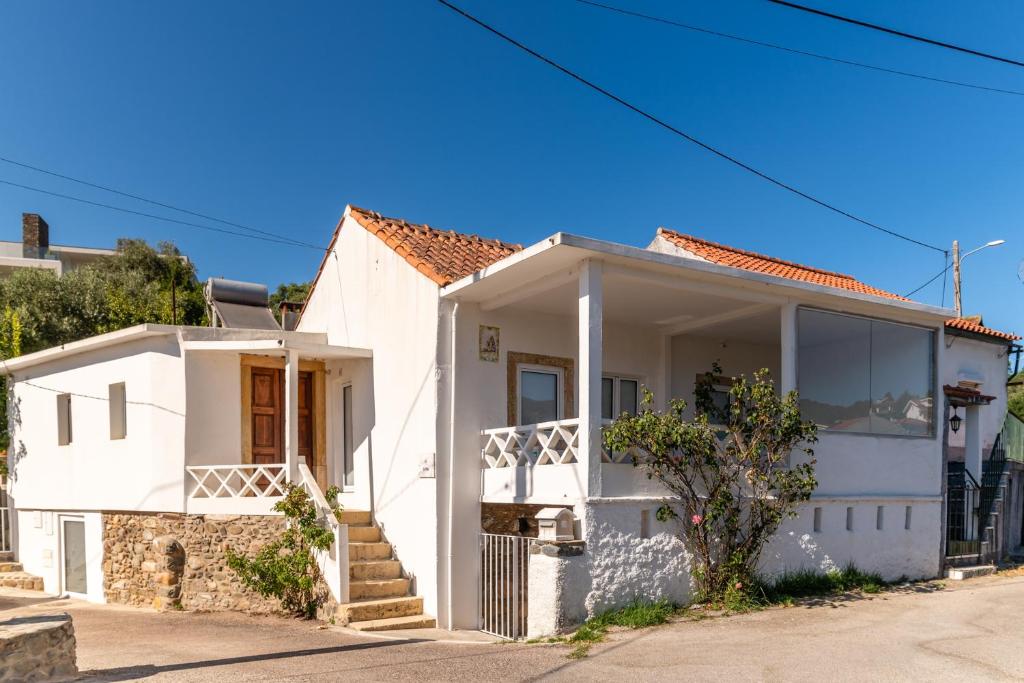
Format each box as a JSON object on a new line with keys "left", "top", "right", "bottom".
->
{"left": 481, "top": 503, "right": 568, "bottom": 537}
{"left": 103, "top": 512, "right": 287, "bottom": 613}
{"left": 0, "top": 612, "right": 77, "bottom": 682}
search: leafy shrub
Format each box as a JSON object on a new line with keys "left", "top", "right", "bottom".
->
{"left": 567, "top": 599, "right": 675, "bottom": 657}
{"left": 226, "top": 482, "right": 342, "bottom": 618}
{"left": 604, "top": 365, "right": 818, "bottom": 604}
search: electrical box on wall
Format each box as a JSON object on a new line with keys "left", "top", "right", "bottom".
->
{"left": 418, "top": 452, "right": 436, "bottom": 478}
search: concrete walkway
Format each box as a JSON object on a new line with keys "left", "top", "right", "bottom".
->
{"left": 4, "top": 574, "right": 1024, "bottom": 681}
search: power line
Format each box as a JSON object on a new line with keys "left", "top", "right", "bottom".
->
{"left": 571, "top": 0, "right": 1024, "bottom": 97}
{"left": 0, "top": 178, "right": 325, "bottom": 251}
{"left": 436, "top": 0, "right": 946, "bottom": 253}
{"left": 0, "top": 155, "right": 322, "bottom": 250}
{"left": 904, "top": 260, "right": 952, "bottom": 298}
{"left": 767, "top": 0, "right": 1024, "bottom": 69}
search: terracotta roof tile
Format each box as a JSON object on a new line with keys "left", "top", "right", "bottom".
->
{"left": 656, "top": 228, "right": 908, "bottom": 301}
{"left": 349, "top": 206, "right": 522, "bottom": 286}
{"left": 944, "top": 317, "right": 1020, "bottom": 342}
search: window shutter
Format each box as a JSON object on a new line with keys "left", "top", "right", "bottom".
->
{"left": 109, "top": 383, "right": 127, "bottom": 440}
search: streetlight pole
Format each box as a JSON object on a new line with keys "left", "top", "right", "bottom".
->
{"left": 952, "top": 239, "right": 1005, "bottom": 318}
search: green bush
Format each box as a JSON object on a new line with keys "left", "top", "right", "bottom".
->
{"left": 226, "top": 483, "right": 342, "bottom": 618}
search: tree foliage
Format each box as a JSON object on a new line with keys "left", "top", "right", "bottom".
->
{"left": 269, "top": 281, "right": 311, "bottom": 323}
{"left": 0, "top": 307, "right": 21, "bottom": 454}
{"left": 603, "top": 365, "right": 818, "bottom": 603}
{"left": 226, "top": 483, "right": 343, "bottom": 618}
{"left": 0, "top": 239, "right": 205, "bottom": 355}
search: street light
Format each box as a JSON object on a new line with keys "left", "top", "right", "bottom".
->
{"left": 952, "top": 239, "right": 1006, "bottom": 317}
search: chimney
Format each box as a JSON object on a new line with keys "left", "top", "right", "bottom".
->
{"left": 279, "top": 301, "right": 303, "bottom": 331}
{"left": 22, "top": 213, "right": 49, "bottom": 259}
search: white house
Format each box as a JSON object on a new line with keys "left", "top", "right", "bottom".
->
{"left": 2, "top": 205, "right": 1018, "bottom": 638}
{"left": 0, "top": 213, "right": 117, "bottom": 277}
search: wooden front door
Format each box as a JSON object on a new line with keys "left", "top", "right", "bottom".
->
{"left": 249, "top": 367, "right": 317, "bottom": 471}
{"left": 251, "top": 366, "right": 283, "bottom": 464}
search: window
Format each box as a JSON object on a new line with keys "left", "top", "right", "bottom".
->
{"left": 601, "top": 376, "right": 639, "bottom": 420}
{"left": 798, "top": 309, "right": 935, "bottom": 437}
{"left": 518, "top": 365, "right": 562, "bottom": 425}
{"left": 109, "top": 382, "right": 126, "bottom": 440}
{"left": 342, "top": 384, "right": 354, "bottom": 488}
{"left": 56, "top": 393, "right": 72, "bottom": 446}
{"left": 694, "top": 374, "right": 734, "bottom": 424}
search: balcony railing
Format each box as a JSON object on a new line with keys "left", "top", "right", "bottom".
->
{"left": 480, "top": 418, "right": 641, "bottom": 469}
{"left": 184, "top": 464, "right": 287, "bottom": 514}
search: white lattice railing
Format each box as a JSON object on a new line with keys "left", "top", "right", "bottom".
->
{"left": 481, "top": 418, "right": 642, "bottom": 468}
{"left": 298, "top": 463, "right": 349, "bottom": 604}
{"left": 186, "top": 464, "right": 287, "bottom": 499}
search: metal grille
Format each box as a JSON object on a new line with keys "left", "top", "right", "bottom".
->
{"left": 479, "top": 533, "right": 531, "bottom": 640}
{"left": 946, "top": 464, "right": 981, "bottom": 560}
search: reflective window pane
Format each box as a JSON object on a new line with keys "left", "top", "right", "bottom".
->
{"left": 520, "top": 370, "right": 559, "bottom": 425}
{"left": 601, "top": 377, "right": 614, "bottom": 420}
{"left": 619, "top": 379, "right": 639, "bottom": 416}
{"left": 798, "top": 309, "right": 871, "bottom": 432}
{"left": 869, "top": 321, "right": 934, "bottom": 436}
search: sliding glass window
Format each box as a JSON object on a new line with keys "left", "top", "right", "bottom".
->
{"left": 797, "top": 308, "right": 935, "bottom": 437}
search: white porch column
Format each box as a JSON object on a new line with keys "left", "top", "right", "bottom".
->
{"left": 284, "top": 349, "right": 300, "bottom": 483}
{"left": 578, "top": 260, "right": 603, "bottom": 498}
{"left": 780, "top": 302, "right": 798, "bottom": 395}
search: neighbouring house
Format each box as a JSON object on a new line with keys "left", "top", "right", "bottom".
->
{"left": 1, "top": 204, "right": 1020, "bottom": 638}
{"left": 0, "top": 213, "right": 117, "bottom": 277}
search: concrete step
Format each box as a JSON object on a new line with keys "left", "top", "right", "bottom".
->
{"left": 347, "top": 525, "right": 381, "bottom": 543}
{"left": 0, "top": 571, "right": 44, "bottom": 591}
{"left": 350, "top": 542, "right": 392, "bottom": 561}
{"left": 336, "top": 596, "right": 424, "bottom": 624}
{"left": 348, "top": 614, "right": 437, "bottom": 632}
{"left": 946, "top": 565, "right": 996, "bottom": 581}
{"left": 350, "top": 560, "right": 402, "bottom": 581}
{"left": 339, "top": 510, "right": 372, "bottom": 526}
{"left": 349, "top": 578, "right": 411, "bottom": 601}
{"left": 0, "top": 562, "right": 23, "bottom": 573}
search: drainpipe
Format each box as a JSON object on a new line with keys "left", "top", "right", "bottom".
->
{"left": 446, "top": 301, "right": 459, "bottom": 631}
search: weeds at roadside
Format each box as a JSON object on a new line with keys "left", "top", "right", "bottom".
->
{"left": 564, "top": 599, "right": 675, "bottom": 658}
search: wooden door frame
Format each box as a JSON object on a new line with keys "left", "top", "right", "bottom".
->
{"left": 240, "top": 354, "right": 327, "bottom": 487}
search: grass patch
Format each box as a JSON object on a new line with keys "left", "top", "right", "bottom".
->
{"left": 757, "top": 565, "right": 888, "bottom": 604}
{"left": 566, "top": 599, "right": 675, "bottom": 658}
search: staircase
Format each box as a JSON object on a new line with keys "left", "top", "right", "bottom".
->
{"left": 334, "top": 510, "right": 436, "bottom": 632}
{"left": 0, "top": 551, "right": 44, "bottom": 591}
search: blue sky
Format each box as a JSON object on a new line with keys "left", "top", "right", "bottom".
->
{"left": 0, "top": 1, "right": 1021, "bottom": 333}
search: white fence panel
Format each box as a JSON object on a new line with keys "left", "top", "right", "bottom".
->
{"left": 479, "top": 533, "right": 531, "bottom": 640}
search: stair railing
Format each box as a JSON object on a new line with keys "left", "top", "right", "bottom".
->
{"left": 298, "top": 463, "right": 350, "bottom": 605}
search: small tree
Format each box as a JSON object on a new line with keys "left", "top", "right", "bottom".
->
{"left": 603, "top": 365, "right": 818, "bottom": 603}
{"left": 0, "top": 307, "right": 22, "bottom": 455}
{"left": 227, "top": 483, "right": 343, "bottom": 617}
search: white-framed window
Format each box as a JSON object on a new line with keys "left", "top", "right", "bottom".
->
{"left": 601, "top": 375, "right": 640, "bottom": 420}
{"left": 109, "top": 382, "right": 127, "bottom": 440}
{"left": 56, "top": 393, "right": 72, "bottom": 446}
{"left": 517, "top": 364, "right": 563, "bottom": 425}
{"left": 695, "top": 374, "right": 734, "bottom": 424}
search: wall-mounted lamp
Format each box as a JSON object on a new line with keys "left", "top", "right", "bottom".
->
{"left": 949, "top": 408, "right": 962, "bottom": 434}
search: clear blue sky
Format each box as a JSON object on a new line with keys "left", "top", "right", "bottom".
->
{"left": 1, "top": 1, "right": 1021, "bottom": 334}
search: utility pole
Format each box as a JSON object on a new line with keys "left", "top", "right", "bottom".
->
{"left": 952, "top": 240, "right": 962, "bottom": 318}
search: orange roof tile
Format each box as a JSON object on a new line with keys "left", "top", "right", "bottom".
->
{"left": 944, "top": 317, "right": 1020, "bottom": 342}
{"left": 656, "top": 228, "right": 908, "bottom": 301}
{"left": 348, "top": 206, "right": 522, "bottom": 286}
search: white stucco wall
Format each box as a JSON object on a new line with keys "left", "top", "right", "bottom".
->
{"left": 16, "top": 511, "right": 105, "bottom": 602}
{"left": 942, "top": 333, "right": 1011, "bottom": 456}
{"left": 183, "top": 351, "right": 242, "bottom": 466}
{"left": 298, "top": 215, "right": 442, "bottom": 620}
{"left": 7, "top": 335, "right": 187, "bottom": 513}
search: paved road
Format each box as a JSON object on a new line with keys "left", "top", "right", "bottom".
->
{"left": 4, "top": 574, "right": 1024, "bottom": 681}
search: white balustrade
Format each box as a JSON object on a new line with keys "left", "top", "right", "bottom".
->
{"left": 185, "top": 464, "right": 287, "bottom": 514}
{"left": 480, "top": 418, "right": 642, "bottom": 468}
{"left": 298, "top": 463, "right": 349, "bottom": 604}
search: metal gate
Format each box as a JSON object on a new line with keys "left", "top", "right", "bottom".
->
{"left": 479, "top": 533, "right": 531, "bottom": 640}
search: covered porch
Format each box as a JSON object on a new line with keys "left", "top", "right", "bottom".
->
{"left": 448, "top": 249, "right": 796, "bottom": 504}
{"left": 178, "top": 328, "right": 371, "bottom": 514}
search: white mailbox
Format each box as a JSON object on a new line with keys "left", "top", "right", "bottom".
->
{"left": 536, "top": 507, "right": 575, "bottom": 542}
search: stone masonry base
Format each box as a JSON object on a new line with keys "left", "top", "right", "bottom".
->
{"left": 103, "top": 512, "right": 287, "bottom": 613}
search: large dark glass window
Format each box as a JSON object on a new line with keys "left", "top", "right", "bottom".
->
{"left": 798, "top": 309, "right": 935, "bottom": 437}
